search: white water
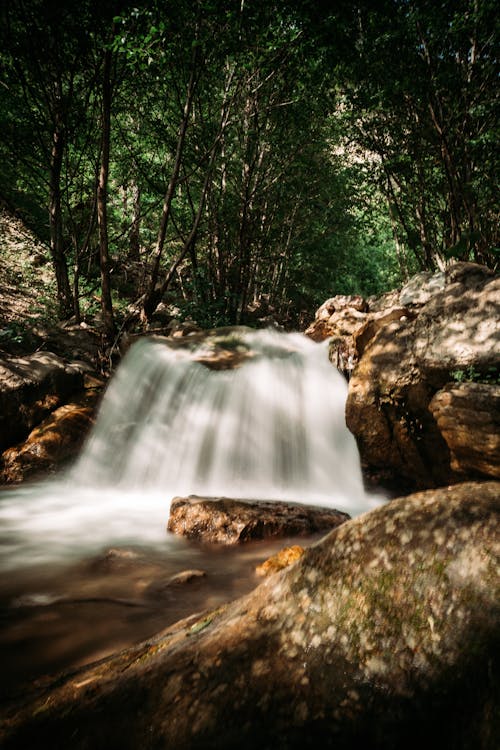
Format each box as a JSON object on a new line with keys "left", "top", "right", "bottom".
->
{"left": 0, "top": 329, "right": 380, "bottom": 571}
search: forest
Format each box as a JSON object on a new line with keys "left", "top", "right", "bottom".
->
{"left": 1, "top": 0, "right": 498, "bottom": 344}
{"left": 0, "top": 3, "right": 499, "bottom": 745}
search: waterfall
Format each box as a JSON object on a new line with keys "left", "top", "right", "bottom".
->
{"left": 0, "top": 329, "right": 378, "bottom": 569}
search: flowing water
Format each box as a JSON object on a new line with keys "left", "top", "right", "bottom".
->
{"left": 0, "top": 328, "right": 381, "bottom": 700}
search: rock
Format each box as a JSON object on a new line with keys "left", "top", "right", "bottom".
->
{"left": 1, "top": 481, "right": 498, "bottom": 750}
{"left": 429, "top": 383, "right": 500, "bottom": 479}
{"left": 168, "top": 320, "right": 201, "bottom": 338}
{"left": 305, "top": 295, "right": 410, "bottom": 378}
{"left": 314, "top": 295, "right": 368, "bottom": 320}
{"left": 0, "top": 390, "right": 100, "bottom": 483}
{"left": 306, "top": 303, "right": 366, "bottom": 343}
{"left": 144, "top": 570, "right": 208, "bottom": 600}
{"left": 167, "top": 496, "right": 350, "bottom": 544}
{"left": 255, "top": 545, "right": 305, "bottom": 576}
{"left": 345, "top": 263, "right": 500, "bottom": 489}
{"left": 353, "top": 306, "right": 413, "bottom": 359}
{"left": 366, "top": 288, "right": 400, "bottom": 312}
{"left": 89, "top": 548, "right": 142, "bottom": 573}
{"left": 0, "top": 351, "right": 84, "bottom": 452}
{"left": 167, "top": 569, "right": 207, "bottom": 585}
{"left": 398, "top": 269, "right": 446, "bottom": 306}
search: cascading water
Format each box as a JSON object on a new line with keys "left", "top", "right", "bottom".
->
{"left": 0, "top": 329, "right": 378, "bottom": 571}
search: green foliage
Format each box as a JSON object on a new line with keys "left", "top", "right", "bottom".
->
{"left": 2, "top": 0, "right": 496, "bottom": 336}
{"left": 0, "top": 323, "right": 27, "bottom": 346}
{"left": 451, "top": 365, "right": 500, "bottom": 385}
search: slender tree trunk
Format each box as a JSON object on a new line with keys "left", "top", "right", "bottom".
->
{"left": 143, "top": 58, "right": 236, "bottom": 321}
{"left": 154, "top": 142, "right": 219, "bottom": 304}
{"left": 49, "top": 110, "right": 73, "bottom": 319}
{"left": 128, "top": 177, "right": 141, "bottom": 261}
{"left": 141, "top": 44, "right": 200, "bottom": 323}
{"left": 97, "top": 38, "right": 116, "bottom": 343}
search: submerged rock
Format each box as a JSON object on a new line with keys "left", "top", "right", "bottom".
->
{"left": 1, "top": 481, "right": 498, "bottom": 750}
{"left": 167, "top": 496, "right": 350, "bottom": 544}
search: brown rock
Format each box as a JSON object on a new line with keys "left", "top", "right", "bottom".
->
{"left": 346, "top": 263, "right": 500, "bottom": 489}
{"left": 429, "top": 382, "right": 500, "bottom": 479}
{"left": 1, "top": 481, "right": 498, "bottom": 750}
{"left": 255, "top": 545, "right": 305, "bottom": 576}
{"left": 0, "top": 351, "right": 84, "bottom": 452}
{"left": 167, "top": 569, "right": 207, "bottom": 585}
{"left": 314, "top": 295, "right": 368, "bottom": 319}
{"left": 353, "top": 306, "right": 414, "bottom": 359}
{"left": 305, "top": 296, "right": 410, "bottom": 379}
{"left": 167, "top": 496, "right": 350, "bottom": 544}
{"left": 0, "top": 390, "right": 100, "bottom": 483}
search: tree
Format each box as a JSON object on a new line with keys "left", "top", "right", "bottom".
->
{"left": 335, "top": 0, "right": 499, "bottom": 271}
{"left": 97, "top": 24, "right": 117, "bottom": 342}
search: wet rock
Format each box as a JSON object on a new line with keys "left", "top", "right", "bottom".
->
{"left": 167, "top": 496, "right": 350, "bottom": 544}
{"left": 255, "top": 545, "right": 305, "bottom": 577}
{"left": 144, "top": 570, "right": 208, "bottom": 601}
{"left": 345, "top": 263, "right": 500, "bottom": 489}
{"left": 0, "top": 351, "right": 84, "bottom": 452}
{"left": 0, "top": 390, "right": 100, "bottom": 483}
{"left": 167, "top": 569, "right": 207, "bottom": 585}
{"left": 429, "top": 382, "right": 500, "bottom": 479}
{"left": 1, "top": 481, "right": 498, "bottom": 750}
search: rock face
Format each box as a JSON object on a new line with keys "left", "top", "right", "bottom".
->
{"left": 429, "top": 383, "right": 500, "bottom": 479}
{"left": 342, "top": 263, "right": 499, "bottom": 489}
{"left": 167, "top": 496, "right": 350, "bottom": 544}
{"left": 1, "top": 481, "right": 498, "bottom": 750}
{"left": 0, "top": 391, "right": 100, "bottom": 483}
{"left": 0, "top": 351, "right": 84, "bottom": 453}
{"left": 305, "top": 292, "right": 410, "bottom": 378}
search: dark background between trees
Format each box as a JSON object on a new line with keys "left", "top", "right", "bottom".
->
{"left": 0, "top": 0, "right": 498, "bottom": 342}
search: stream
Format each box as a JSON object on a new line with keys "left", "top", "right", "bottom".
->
{"left": 0, "top": 329, "right": 382, "bottom": 702}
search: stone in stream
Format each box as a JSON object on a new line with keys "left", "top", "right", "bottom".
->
{"left": 255, "top": 544, "right": 305, "bottom": 577}
{"left": 167, "top": 495, "right": 350, "bottom": 544}
{"left": 1, "top": 481, "right": 498, "bottom": 750}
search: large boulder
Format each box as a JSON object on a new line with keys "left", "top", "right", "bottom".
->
{"left": 345, "top": 263, "right": 499, "bottom": 489}
{"left": 0, "top": 352, "right": 85, "bottom": 452}
{"left": 1, "top": 481, "right": 498, "bottom": 750}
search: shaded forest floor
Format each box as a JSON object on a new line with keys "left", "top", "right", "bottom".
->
{"left": 0, "top": 208, "right": 100, "bottom": 368}
{"left": 0, "top": 208, "right": 55, "bottom": 349}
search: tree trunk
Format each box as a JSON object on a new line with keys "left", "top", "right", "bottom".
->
{"left": 48, "top": 111, "right": 73, "bottom": 319}
{"left": 141, "top": 44, "right": 200, "bottom": 323}
{"left": 97, "top": 38, "right": 116, "bottom": 344}
{"left": 128, "top": 178, "right": 141, "bottom": 261}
